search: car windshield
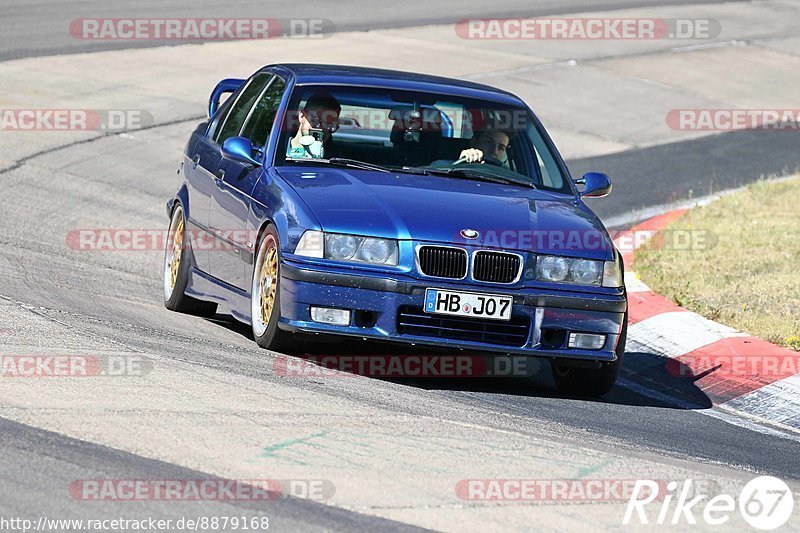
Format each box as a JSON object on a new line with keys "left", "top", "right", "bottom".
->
{"left": 276, "top": 85, "right": 572, "bottom": 194}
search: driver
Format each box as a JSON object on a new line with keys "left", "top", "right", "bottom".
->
{"left": 287, "top": 93, "right": 341, "bottom": 159}
{"left": 459, "top": 128, "right": 510, "bottom": 164}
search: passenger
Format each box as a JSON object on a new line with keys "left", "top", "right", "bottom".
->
{"left": 287, "top": 93, "right": 342, "bottom": 159}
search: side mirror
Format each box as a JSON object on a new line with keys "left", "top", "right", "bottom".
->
{"left": 575, "top": 172, "right": 612, "bottom": 198}
{"left": 221, "top": 137, "right": 261, "bottom": 167}
{"left": 208, "top": 78, "right": 245, "bottom": 118}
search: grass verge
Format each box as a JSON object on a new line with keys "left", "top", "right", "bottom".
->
{"left": 635, "top": 176, "right": 800, "bottom": 351}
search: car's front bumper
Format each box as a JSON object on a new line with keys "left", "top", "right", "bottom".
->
{"left": 279, "top": 259, "right": 627, "bottom": 362}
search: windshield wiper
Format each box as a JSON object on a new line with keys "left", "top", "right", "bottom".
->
{"left": 287, "top": 158, "right": 532, "bottom": 186}
{"left": 329, "top": 158, "right": 395, "bottom": 173}
{"left": 417, "top": 167, "right": 535, "bottom": 188}
{"left": 291, "top": 158, "right": 439, "bottom": 176}
{"left": 289, "top": 157, "right": 393, "bottom": 173}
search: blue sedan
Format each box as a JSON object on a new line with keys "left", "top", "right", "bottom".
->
{"left": 164, "top": 64, "right": 628, "bottom": 396}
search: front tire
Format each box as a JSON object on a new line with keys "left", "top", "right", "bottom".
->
{"left": 163, "top": 204, "right": 218, "bottom": 317}
{"left": 551, "top": 314, "right": 628, "bottom": 397}
{"left": 251, "top": 225, "right": 292, "bottom": 351}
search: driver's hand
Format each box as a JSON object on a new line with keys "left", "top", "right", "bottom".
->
{"left": 459, "top": 148, "right": 484, "bottom": 163}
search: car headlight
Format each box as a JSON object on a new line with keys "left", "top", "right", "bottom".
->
{"left": 326, "top": 234, "right": 359, "bottom": 260}
{"left": 295, "top": 231, "right": 399, "bottom": 266}
{"left": 360, "top": 237, "right": 392, "bottom": 264}
{"left": 534, "top": 255, "right": 606, "bottom": 286}
{"left": 536, "top": 256, "right": 570, "bottom": 282}
{"left": 571, "top": 259, "right": 602, "bottom": 285}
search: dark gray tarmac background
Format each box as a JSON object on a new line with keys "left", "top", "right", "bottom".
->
{"left": 0, "top": 417, "right": 431, "bottom": 532}
{"left": 0, "top": 0, "right": 745, "bottom": 61}
{"left": 578, "top": 128, "right": 800, "bottom": 222}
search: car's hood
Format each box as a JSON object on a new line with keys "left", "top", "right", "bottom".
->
{"left": 277, "top": 166, "right": 614, "bottom": 260}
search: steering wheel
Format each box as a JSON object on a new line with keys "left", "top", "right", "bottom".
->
{"left": 454, "top": 155, "right": 504, "bottom": 167}
{"left": 482, "top": 155, "right": 505, "bottom": 167}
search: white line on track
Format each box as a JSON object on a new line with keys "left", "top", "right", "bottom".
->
{"left": 627, "top": 311, "right": 747, "bottom": 359}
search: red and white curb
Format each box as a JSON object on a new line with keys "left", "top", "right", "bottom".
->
{"left": 614, "top": 210, "right": 800, "bottom": 436}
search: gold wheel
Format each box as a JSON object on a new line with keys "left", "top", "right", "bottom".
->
{"left": 259, "top": 239, "right": 278, "bottom": 326}
{"left": 169, "top": 217, "right": 184, "bottom": 290}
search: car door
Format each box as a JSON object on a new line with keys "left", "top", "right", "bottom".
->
{"left": 182, "top": 78, "right": 252, "bottom": 274}
{"left": 183, "top": 120, "right": 225, "bottom": 274}
{"left": 208, "top": 73, "right": 286, "bottom": 289}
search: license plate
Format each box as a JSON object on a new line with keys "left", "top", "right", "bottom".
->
{"left": 424, "top": 288, "right": 513, "bottom": 321}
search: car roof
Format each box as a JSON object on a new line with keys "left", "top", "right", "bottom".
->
{"left": 264, "top": 63, "right": 525, "bottom": 106}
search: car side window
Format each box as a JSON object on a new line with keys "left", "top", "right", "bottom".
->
{"left": 214, "top": 73, "right": 272, "bottom": 145}
{"left": 240, "top": 76, "right": 287, "bottom": 148}
{"left": 526, "top": 124, "right": 564, "bottom": 190}
{"left": 206, "top": 93, "right": 235, "bottom": 141}
{"left": 532, "top": 150, "right": 553, "bottom": 187}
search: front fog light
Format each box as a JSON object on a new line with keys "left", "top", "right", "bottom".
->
{"left": 568, "top": 333, "right": 606, "bottom": 350}
{"left": 311, "top": 307, "right": 351, "bottom": 326}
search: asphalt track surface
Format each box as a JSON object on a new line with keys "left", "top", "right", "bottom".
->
{"left": 2, "top": 0, "right": 800, "bottom": 531}
{"left": 579, "top": 128, "right": 800, "bottom": 222}
{"left": 1, "top": 0, "right": 745, "bottom": 61}
{"left": 0, "top": 418, "right": 427, "bottom": 532}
